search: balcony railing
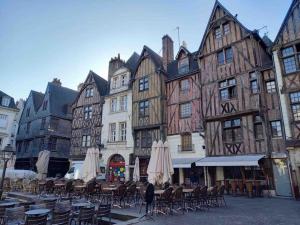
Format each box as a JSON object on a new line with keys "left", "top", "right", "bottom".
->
{"left": 178, "top": 144, "right": 195, "bottom": 152}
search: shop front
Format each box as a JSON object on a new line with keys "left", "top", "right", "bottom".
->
{"left": 108, "top": 154, "right": 126, "bottom": 182}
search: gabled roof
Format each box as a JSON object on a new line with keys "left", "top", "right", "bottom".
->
{"left": 198, "top": 0, "right": 251, "bottom": 54}
{"left": 273, "top": 0, "right": 298, "bottom": 45}
{"left": 47, "top": 82, "right": 78, "bottom": 118}
{"left": 125, "top": 52, "right": 140, "bottom": 74}
{"left": 88, "top": 70, "right": 108, "bottom": 96}
{"left": 134, "top": 45, "right": 163, "bottom": 76}
{"left": 166, "top": 51, "right": 199, "bottom": 80}
{"left": 31, "top": 90, "right": 44, "bottom": 112}
{"left": 175, "top": 46, "right": 191, "bottom": 60}
{"left": 0, "top": 90, "right": 17, "bottom": 109}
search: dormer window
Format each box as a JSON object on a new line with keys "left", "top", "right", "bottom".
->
{"left": 26, "top": 108, "right": 30, "bottom": 117}
{"left": 215, "top": 27, "right": 222, "bottom": 39}
{"left": 112, "top": 77, "right": 118, "bottom": 89}
{"left": 85, "top": 88, "right": 94, "bottom": 97}
{"left": 1, "top": 97, "right": 10, "bottom": 107}
{"left": 178, "top": 57, "right": 189, "bottom": 75}
{"left": 42, "top": 100, "right": 48, "bottom": 111}
{"left": 121, "top": 75, "right": 127, "bottom": 86}
{"left": 215, "top": 23, "right": 230, "bottom": 39}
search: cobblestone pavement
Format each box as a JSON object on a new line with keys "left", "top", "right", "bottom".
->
{"left": 132, "top": 196, "right": 300, "bottom": 225}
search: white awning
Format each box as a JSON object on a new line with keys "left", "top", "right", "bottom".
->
{"left": 195, "top": 155, "right": 265, "bottom": 167}
{"left": 173, "top": 158, "right": 204, "bottom": 168}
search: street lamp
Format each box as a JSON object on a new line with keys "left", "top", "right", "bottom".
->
{"left": 0, "top": 144, "right": 16, "bottom": 199}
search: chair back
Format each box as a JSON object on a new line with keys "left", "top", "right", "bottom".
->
{"left": 43, "top": 199, "right": 56, "bottom": 211}
{"left": 192, "top": 186, "right": 202, "bottom": 198}
{"left": 25, "top": 214, "right": 48, "bottom": 225}
{"left": 126, "top": 183, "right": 137, "bottom": 196}
{"left": 20, "top": 201, "right": 35, "bottom": 211}
{"left": 29, "top": 203, "right": 47, "bottom": 210}
{"left": 65, "top": 180, "right": 74, "bottom": 193}
{"left": 52, "top": 209, "right": 70, "bottom": 225}
{"left": 86, "top": 180, "right": 96, "bottom": 194}
{"left": 199, "top": 186, "right": 208, "bottom": 197}
{"left": 218, "top": 185, "right": 225, "bottom": 196}
{"left": 5, "top": 206, "right": 25, "bottom": 223}
{"left": 116, "top": 184, "right": 127, "bottom": 197}
{"left": 210, "top": 186, "right": 218, "bottom": 196}
{"left": 79, "top": 206, "right": 95, "bottom": 223}
{"left": 45, "top": 180, "right": 54, "bottom": 193}
{"left": 162, "top": 187, "right": 173, "bottom": 201}
{"left": 173, "top": 186, "right": 183, "bottom": 200}
{"left": 96, "top": 204, "right": 111, "bottom": 217}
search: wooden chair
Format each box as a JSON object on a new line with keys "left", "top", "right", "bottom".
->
{"left": 45, "top": 180, "right": 54, "bottom": 194}
{"left": 20, "top": 201, "right": 35, "bottom": 211}
{"left": 156, "top": 187, "right": 173, "bottom": 214}
{"left": 71, "top": 205, "right": 95, "bottom": 225}
{"left": 43, "top": 199, "right": 56, "bottom": 211}
{"left": 125, "top": 183, "right": 137, "bottom": 207}
{"left": 112, "top": 184, "right": 127, "bottom": 208}
{"left": 25, "top": 214, "right": 48, "bottom": 225}
{"left": 52, "top": 209, "right": 71, "bottom": 225}
{"left": 171, "top": 186, "right": 184, "bottom": 214}
{"left": 0, "top": 204, "right": 15, "bottom": 224}
{"left": 5, "top": 206, "right": 25, "bottom": 225}
{"left": 95, "top": 204, "right": 111, "bottom": 225}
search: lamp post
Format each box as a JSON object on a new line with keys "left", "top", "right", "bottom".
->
{"left": 0, "top": 144, "right": 16, "bottom": 199}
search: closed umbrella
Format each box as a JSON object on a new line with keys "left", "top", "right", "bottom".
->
{"left": 80, "top": 148, "right": 100, "bottom": 183}
{"left": 155, "top": 140, "right": 165, "bottom": 185}
{"left": 36, "top": 150, "right": 50, "bottom": 180}
{"left": 7, "top": 155, "right": 16, "bottom": 169}
{"left": 147, "top": 141, "right": 158, "bottom": 184}
{"left": 133, "top": 157, "right": 140, "bottom": 182}
{"left": 162, "top": 141, "right": 174, "bottom": 183}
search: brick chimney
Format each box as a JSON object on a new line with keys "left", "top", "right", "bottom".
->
{"left": 162, "top": 35, "right": 174, "bottom": 70}
{"left": 108, "top": 53, "right": 125, "bottom": 84}
{"left": 52, "top": 78, "right": 62, "bottom": 86}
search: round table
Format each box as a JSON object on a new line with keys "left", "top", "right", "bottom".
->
{"left": 25, "top": 209, "right": 50, "bottom": 216}
{"left": 72, "top": 202, "right": 93, "bottom": 211}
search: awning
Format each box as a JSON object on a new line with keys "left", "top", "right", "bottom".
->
{"left": 173, "top": 158, "right": 204, "bottom": 168}
{"left": 195, "top": 155, "right": 265, "bottom": 167}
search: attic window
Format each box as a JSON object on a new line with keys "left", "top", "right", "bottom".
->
{"left": 85, "top": 88, "right": 94, "bottom": 97}
{"left": 215, "top": 27, "right": 222, "bottom": 39}
{"left": 178, "top": 57, "right": 189, "bottom": 75}
{"left": 223, "top": 23, "right": 230, "bottom": 35}
{"left": 121, "top": 75, "right": 127, "bottom": 86}
{"left": 42, "top": 100, "right": 48, "bottom": 111}
{"left": 1, "top": 97, "right": 10, "bottom": 107}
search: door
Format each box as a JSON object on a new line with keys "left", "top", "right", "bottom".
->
{"left": 273, "top": 159, "right": 292, "bottom": 197}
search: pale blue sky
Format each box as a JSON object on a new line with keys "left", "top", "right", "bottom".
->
{"left": 0, "top": 0, "right": 292, "bottom": 100}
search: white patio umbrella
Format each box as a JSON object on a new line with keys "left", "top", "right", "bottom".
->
{"left": 36, "top": 150, "right": 50, "bottom": 180}
{"left": 155, "top": 140, "right": 165, "bottom": 185}
{"left": 133, "top": 157, "right": 140, "bottom": 182}
{"left": 80, "top": 148, "right": 100, "bottom": 183}
{"left": 147, "top": 141, "right": 158, "bottom": 184}
{"left": 162, "top": 141, "right": 174, "bottom": 183}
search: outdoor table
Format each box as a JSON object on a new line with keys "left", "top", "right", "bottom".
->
{"left": 182, "top": 189, "right": 193, "bottom": 193}
{"left": 25, "top": 209, "right": 50, "bottom": 217}
{"left": 0, "top": 202, "right": 18, "bottom": 207}
{"left": 102, "top": 187, "right": 118, "bottom": 191}
{"left": 154, "top": 190, "right": 164, "bottom": 195}
{"left": 72, "top": 202, "right": 93, "bottom": 211}
{"left": 40, "top": 196, "right": 58, "bottom": 201}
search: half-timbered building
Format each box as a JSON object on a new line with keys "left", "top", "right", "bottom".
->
{"left": 70, "top": 71, "right": 108, "bottom": 160}
{"left": 273, "top": 0, "right": 300, "bottom": 198}
{"left": 132, "top": 46, "right": 166, "bottom": 180}
{"left": 195, "top": 1, "right": 291, "bottom": 196}
{"left": 165, "top": 35, "right": 205, "bottom": 185}
{"left": 16, "top": 79, "right": 77, "bottom": 176}
{"left": 101, "top": 53, "right": 139, "bottom": 182}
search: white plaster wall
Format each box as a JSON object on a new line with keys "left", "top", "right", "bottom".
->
{"left": 167, "top": 132, "right": 205, "bottom": 160}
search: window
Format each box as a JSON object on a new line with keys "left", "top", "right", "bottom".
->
{"left": 218, "top": 48, "right": 233, "bottom": 65}
{"left": 290, "top": 92, "right": 300, "bottom": 121}
{"left": 42, "top": 100, "right": 48, "bottom": 110}
{"left": 39, "top": 138, "right": 44, "bottom": 150}
{"left": 84, "top": 106, "right": 92, "bottom": 119}
{"left": 178, "top": 57, "right": 189, "bottom": 74}
{"left": 135, "top": 134, "right": 140, "bottom": 147}
{"left": 24, "top": 141, "right": 29, "bottom": 153}
{"left": 281, "top": 45, "right": 300, "bottom": 74}
{"left": 40, "top": 118, "right": 46, "bottom": 130}
{"left": 82, "top": 135, "right": 91, "bottom": 147}
{"left": 139, "top": 100, "right": 149, "bottom": 117}
{"left": 219, "top": 78, "right": 237, "bottom": 100}
{"left": 17, "top": 142, "right": 22, "bottom": 152}
{"left": 215, "top": 27, "right": 222, "bottom": 39}
{"left": 121, "top": 75, "right": 127, "bottom": 86}
{"left": 253, "top": 115, "right": 264, "bottom": 139}
{"left": 50, "top": 117, "right": 59, "bottom": 131}
{"left": 112, "top": 77, "right": 118, "bottom": 89}
{"left": 85, "top": 88, "right": 94, "bottom": 97}
{"left": 1, "top": 97, "right": 10, "bottom": 107}
{"left": 141, "top": 130, "right": 152, "bottom": 148}
{"left": 119, "top": 122, "right": 126, "bottom": 141}
{"left": 26, "top": 108, "right": 30, "bottom": 117}
{"left": 180, "top": 79, "right": 190, "bottom": 94}
{"left": 225, "top": 47, "right": 233, "bottom": 63}
{"left": 48, "top": 137, "right": 57, "bottom": 151}
{"left": 249, "top": 72, "right": 259, "bottom": 94}
{"left": 120, "top": 95, "right": 127, "bottom": 111}
{"left": 109, "top": 123, "right": 116, "bottom": 142}
{"left": 0, "top": 138, "right": 2, "bottom": 148}
{"left": 26, "top": 122, "right": 31, "bottom": 134}
{"left": 266, "top": 80, "right": 276, "bottom": 93}
{"left": 181, "top": 133, "right": 192, "bottom": 151}
{"left": 223, "top": 118, "right": 242, "bottom": 142}
{"left": 0, "top": 114, "right": 8, "bottom": 128}
{"left": 270, "top": 121, "right": 282, "bottom": 137}
{"left": 223, "top": 23, "right": 230, "bottom": 35}
{"left": 180, "top": 102, "right": 192, "bottom": 118}
{"left": 139, "top": 76, "right": 149, "bottom": 91}
{"left": 111, "top": 98, "right": 117, "bottom": 112}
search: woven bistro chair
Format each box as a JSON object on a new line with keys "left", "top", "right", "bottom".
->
{"left": 217, "top": 185, "right": 227, "bottom": 207}
{"left": 184, "top": 186, "right": 201, "bottom": 211}
{"left": 198, "top": 186, "right": 209, "bottom": 210}
{"left": 20, "top": 201, "right": 36, "bottom": 211}
{"left": 29, "top": 204, "right": 47, "bottom": 211}
{"left": 125, "top": 183, "right": 137, "bottom": 207}
{"left": 155, "top": 187, "right": 173, "bottom": 215}
{"left": 3, "top": 178, "right": 11, "bottom": 192}
{"left": 71, "top": 205, "right": 95, "bottom": 225}
{"left": 94, "top": 204, "right": 111, "bottom": 225}
{"left": 4, "top": 206, "right": 25, "bottom": 225}
{"left": 52, "top": 209, "right": 71, "bottom": 225}
{"left": 25, "top": 214, "right": 48, "bottom": 225}
{"left": 112, "top": 184, "right": 127, "bottom": 208}
{"left": 0, "top": 204, "right": 15, "bottom": 224}
{"left": 171, "top": 186, "right": 184, "bottom": 214}
{"left": 45, "top": 180, "right": 55, "bottom": 194}
{"left": 208, "top": 186, "right": 219, "bottom": 207}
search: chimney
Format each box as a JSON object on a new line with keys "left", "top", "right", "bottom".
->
{"left": 108, "top": 54, "right": 125, "bottom": 84}
{"left": 162, "top": 35, "right": 174, "bottom": 70}
{"left": 52, "top": 78, "right": 62, "bottom": 86}
{"left": 77, "top": 82, "right": 84, "bottom": 91}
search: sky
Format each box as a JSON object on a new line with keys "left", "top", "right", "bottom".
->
{"left": 0, "top": 0, "right": 292, "bottom": 100}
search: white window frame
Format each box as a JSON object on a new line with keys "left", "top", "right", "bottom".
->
{"left": 119, "top": 122, "right": 127, "bottom": 141}
{"left": 111, "top": 98, "right": 117, "bottom": 112}
{"left": 1, "top": 97, "right": 10, "bottom": 107}
{"left": 109, "top": 123, "right": 116, "bottom": 142}
{"left": 120, "top": 95, "right": 127, "bottom": 111}
{"left": 0, "top": 114, "right": 8, "bottom": 128}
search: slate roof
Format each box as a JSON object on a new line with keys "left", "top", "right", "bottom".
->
{"left": 166, "top": 51, "right": 199, "bottom": 81}
{"left": 31, "top": 91, "right": 44, "bottom": 112}
{"left": 125, "top": 52, "right": 140, "bottom": 74}
{"left": 47, "top": 82, "right": 78, "bottom": 119}
{"left": 0, "top": 90, "right": 17, "bottom": 109}
{"left": 89, "top": 71, "right": 109, "bottom": 96}
{"left": 143, "top": 45, "right": 163, "bottom": 70}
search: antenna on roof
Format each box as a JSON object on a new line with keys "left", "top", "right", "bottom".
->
{"left": 257, "top": 26, "right": 268, "bottom": 36}
{"left": 176, "top": 26, "right": 181, "bottom": 50}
